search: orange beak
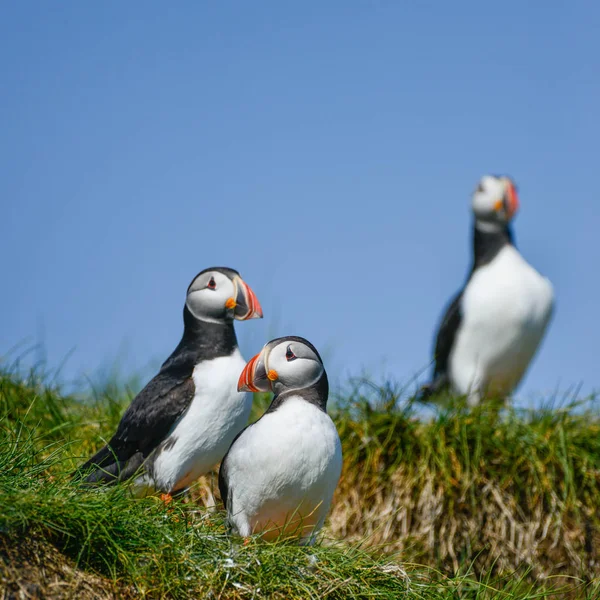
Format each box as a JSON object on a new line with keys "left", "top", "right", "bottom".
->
{"left": 238, "top": 352, "right": 261, "bottom": 392}
{"left": 238, "top": 349, "right": 274, "bottom": 393}
{"left": 505, "top": 181, "right": 520, "bottom": 219}
{"left": 233, "top": 279, "right": 263, "bottom": 321}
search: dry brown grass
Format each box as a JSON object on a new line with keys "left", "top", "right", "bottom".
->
{"left": 329, "top": 470, "right": 598, "bottom": 580}
{"left": 324, "top": 389, "right": 600, "bottom": 585}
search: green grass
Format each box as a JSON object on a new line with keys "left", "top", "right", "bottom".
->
{"left": 0, "top": 370, "right": 599, "bottom": 599}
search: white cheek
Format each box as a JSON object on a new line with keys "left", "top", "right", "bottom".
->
{"left": 472, "top": 194, "right": 489, "bottom": 214}
{"left": 278, "top": 361, "right": 322, "bottom": 389}
{"left": 472, "top": 192, "right": 500, "bottom": 219}
{"left": 187, "top": 289, "right": 228, "bottom": 321}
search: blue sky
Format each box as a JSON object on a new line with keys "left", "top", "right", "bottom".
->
{"left": 1, "top": 2, "right": 599, "bottom": 405}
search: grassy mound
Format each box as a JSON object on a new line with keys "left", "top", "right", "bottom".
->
{"left": 0, "top": 371, "right": 598, "bottom": 598}
{"left": 331, "top": 382, "right": 600, "bottom": 580}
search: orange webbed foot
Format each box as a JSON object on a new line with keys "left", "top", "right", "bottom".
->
{"left": 160, "top": 493, "right": 173, "bottom": 506}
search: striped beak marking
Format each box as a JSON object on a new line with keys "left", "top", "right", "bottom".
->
{"left": 230, "top": 278, "right": 263, "bottom": 321}
{"left": 494, "top": 180, "right": 520, "bottom": 220}
{"left": 238, "top": 350, "right": 276, "bottom": 392}
{"left": 505, "top": 181, "right": 520, "bottom": 218}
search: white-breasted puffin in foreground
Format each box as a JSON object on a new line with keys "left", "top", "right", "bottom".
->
{"left": 75, "top": 267, "right": 263, "bottom": 498}
{"left": 420, "top": 175, "right": 554, "bottom": 406}
{"left": 218, "top": 336, "right": 342, "bottom": 544}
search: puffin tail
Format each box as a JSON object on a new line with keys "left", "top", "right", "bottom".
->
{"left": 73, "top": 442, "right": 146, "bottom": 486}
{"left": 417, "top": 373, "right": 448, "bottom": 402}
{"left": 72, "top": 443, "right": 121, "bottom": 485}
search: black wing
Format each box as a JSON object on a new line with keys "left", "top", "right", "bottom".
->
{"left": 75, "top": 365, "right": 195, "bottom": 484}
{"left": 217, "top": 451, "right": 231, "bottom": 510}
{"left": 420, "top": 290, "right": 463, "bottom": 399}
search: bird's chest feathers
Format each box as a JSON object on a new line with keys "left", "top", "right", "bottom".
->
{"left": 226, "top": 397, "right": 342, "bottom": 540}
{"left": 159, "top": 351, "right": 250, "bottom": 465}
{"left": 186, "top": 352, "right": 249, "bottom": 426}
{"left": 463, "top": 246, "right": 553, "bottom": 330}
{"left": 247, "top": 398, "right": 342, "bottom": 493}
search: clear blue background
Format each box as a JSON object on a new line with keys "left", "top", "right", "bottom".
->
{"left": 1, "top": 2, "right": 598, "bottom": 404}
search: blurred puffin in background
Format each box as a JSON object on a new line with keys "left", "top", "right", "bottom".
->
{"left": 420, "top": 175, "right": 554, "bottom": 406}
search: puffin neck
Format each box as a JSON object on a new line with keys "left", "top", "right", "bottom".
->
{"left": 471, "top": 221, "right": 515, "bottom": 271}
{"left": 265, "top": 371, "right": 329, "bottom": 415}
{"left": 161, "top": 305, "right": 239, "bottom": 370}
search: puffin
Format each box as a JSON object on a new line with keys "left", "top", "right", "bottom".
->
{"left": 75, "top": 267, "right": 263, "bottom": 498}
{"left": 421, "top": 175, "right": 554, "bottom": 406}
{"left": 218, "top": 336, "right": 342, "bottom": 544}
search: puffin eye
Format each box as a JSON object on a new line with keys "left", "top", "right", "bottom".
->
{"left": 285, "top": 346, "right": 296, "bottom": 361}
{"left": 207, "top": 277, "right": 216, "bottom": 290}
{"left": 477, "top": 182, "right": 485, "bottom": 193}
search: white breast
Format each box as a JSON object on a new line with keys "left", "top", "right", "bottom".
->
{"left": 450, "top": 245, "right": 554, "bottom": 403}
{"left": 225, "top": 397, "right": 342, "bottom": 543}
{"left": 148, "top": 348, "right": 252, "bottom": 493}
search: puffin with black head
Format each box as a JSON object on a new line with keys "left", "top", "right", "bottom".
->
{"left": 75, "top": 267, "right": 263, "bottom": 498}
{"left": 421, "top": 175, "right": 554, "bottom": 406}
{"left": 219, "top": 336, "right": 342, "bottom": 544}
